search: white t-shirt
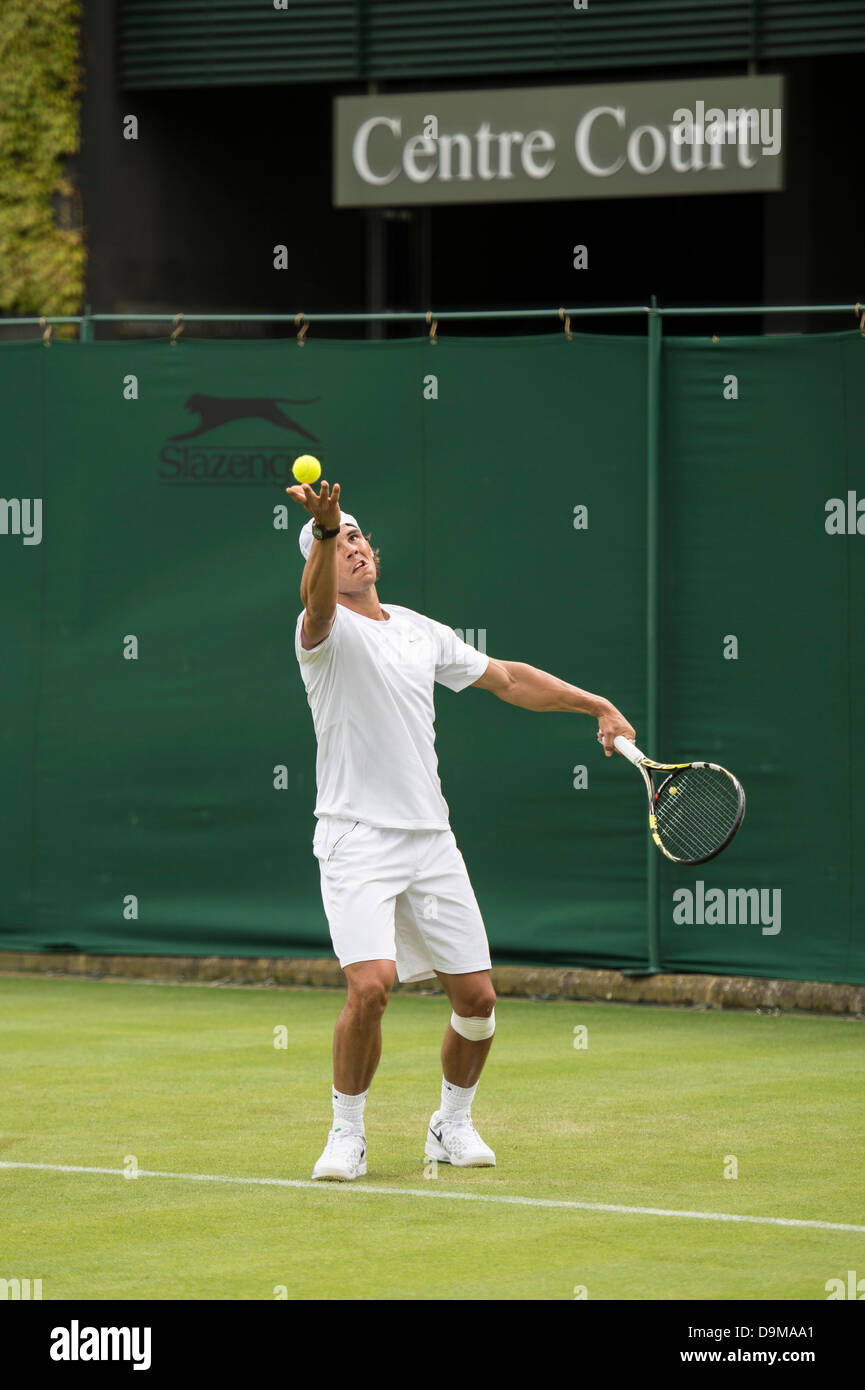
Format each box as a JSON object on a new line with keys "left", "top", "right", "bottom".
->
{"left": 294, "top": 602, "right": 490, "bottom": 830}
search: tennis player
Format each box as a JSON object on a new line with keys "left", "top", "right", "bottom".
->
{"left": 288, "top": 479, "right": 636, "bottom": 1181}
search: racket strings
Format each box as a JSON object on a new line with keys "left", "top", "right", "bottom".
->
{"left": 654, "top": 766, "right": 742, "bottom": 862}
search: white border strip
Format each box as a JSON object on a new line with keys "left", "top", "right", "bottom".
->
{"left": 2, "top": 1161, "right": 864, "bottom": 1234}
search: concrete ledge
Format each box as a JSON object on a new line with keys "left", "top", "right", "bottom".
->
{"left": 0, "top": 951, "right": 862, "bottom": 1015}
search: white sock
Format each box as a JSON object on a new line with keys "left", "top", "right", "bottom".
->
{"left": 440, "top": 1076, "right": 478, "bottom": 1124}
{"left": 332, "top": 1087, "right": 368, "bottom": 1134}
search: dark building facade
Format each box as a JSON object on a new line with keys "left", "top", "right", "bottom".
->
{"left": 78, "top": 2, "right": 865, "bottom": 337}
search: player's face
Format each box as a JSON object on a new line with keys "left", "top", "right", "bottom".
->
{"left": 337, "top": 525, "right": 377, "bottom": 592}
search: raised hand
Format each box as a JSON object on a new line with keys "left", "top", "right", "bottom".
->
{"left": 285, "top": 479, "right": 342, "bottom": 531}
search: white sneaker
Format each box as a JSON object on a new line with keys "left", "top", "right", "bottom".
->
{"left": 424, "top": 1110, "right": 496, "bottom": 1168}
{"left": 311, "top": 1127, "right": 367, "bottom": 1181}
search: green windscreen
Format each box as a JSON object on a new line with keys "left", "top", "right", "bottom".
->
{"left": 0, "top": 331, "right": 860, "bottom": 983}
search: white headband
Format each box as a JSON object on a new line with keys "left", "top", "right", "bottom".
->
{"left": 298, "top": 513, "right": 360, "bottom": 561}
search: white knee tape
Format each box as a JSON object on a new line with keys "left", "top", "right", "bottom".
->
{"left": 450, "top": 1009, "right": 495, "bottom": 1041}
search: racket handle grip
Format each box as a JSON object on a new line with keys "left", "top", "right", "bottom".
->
{"left": 613, "top": 735, "right": 646, "bottom": 765}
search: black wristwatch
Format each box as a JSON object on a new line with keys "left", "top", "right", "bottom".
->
{"left": 311, "top": 521, "right": 341, "bottom": 542}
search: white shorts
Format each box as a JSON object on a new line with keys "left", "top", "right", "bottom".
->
{"left": 312, "top": 817, "right": 492, "bottom": 983}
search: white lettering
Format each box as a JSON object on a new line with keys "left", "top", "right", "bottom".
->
{"left": 402, "top": 133, "right": 437, "bottom": 183}
{"left": 575, "top": 106, "right": 626, "bottom": 177}
{"left": 475, "top": 121, "right": 494, "bottom": 180}
{"left": 627, "top": 124, "right": 665, "bottom": 175}
{"left": 522, "top": 129, "right": 556, "bottom": 178}
{"left": 438, "top": 132, "right": 472, "bottom": 181}
{"left": 495, "top": 130, "right": 524, "bottom": 179}
{"left": 352, "top": 115, "right": 401, "bottom": 186}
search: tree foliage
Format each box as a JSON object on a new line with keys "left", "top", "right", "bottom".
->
{"left": 0, "top": 0, "right": 84, "bottom": 316}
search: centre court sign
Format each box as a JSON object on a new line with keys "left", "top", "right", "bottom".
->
{"left": 334, "top": 75, "right": 783, "bottom": 206}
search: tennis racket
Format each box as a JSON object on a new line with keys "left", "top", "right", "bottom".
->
{"left": 613, "top": 736, "right": 746, "bottom": 865}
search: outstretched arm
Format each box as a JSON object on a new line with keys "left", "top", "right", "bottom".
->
{"left": 285, "top": 480, "right": 341, "bottom": 649}
{"left": 472, "top": 658, "right": 635, "bottom": 757}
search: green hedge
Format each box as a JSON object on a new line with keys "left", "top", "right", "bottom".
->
{"left": 0, "top": 0, "right": 84, "bottom": 316}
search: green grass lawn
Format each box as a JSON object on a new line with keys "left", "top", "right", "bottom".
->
{"left": 0, "top": 975, "right": 862, "bottom": 1300}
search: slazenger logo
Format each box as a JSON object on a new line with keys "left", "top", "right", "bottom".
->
{"left": 159, "top": 393, "right": 320, "bottom": 486}
{"left": 50, "top": 1320, "right": 152, "bottom": 1370}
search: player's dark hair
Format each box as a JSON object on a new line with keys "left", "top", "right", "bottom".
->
{"left": 365, "top": 531, "right": 381, "bottom": 579}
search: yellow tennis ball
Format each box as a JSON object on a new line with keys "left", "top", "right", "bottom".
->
{"left": 292, "top": 455, "right": 321, "bottom": 484}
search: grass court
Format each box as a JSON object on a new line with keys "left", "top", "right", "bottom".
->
{"left": 1, "top": 975, "right": 862, "bottom": 1301}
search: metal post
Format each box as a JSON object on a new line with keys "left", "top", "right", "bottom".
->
{"left": 417, "top": 207, "right": 431, "bottom": 312}
{"left": 364, "top": 80, "right": 386, "bottom": 341}
{"left": 80, "top": 304, "right": 93, "bottom": 343}
{"left": 365, "top": 211, "right": 386, "bottom": 342}
{"left": 645, "top": 293, "right": 662, "bottom": 973}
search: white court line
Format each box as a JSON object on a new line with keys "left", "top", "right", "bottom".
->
{"left": 1, "top": 1161, "right": 864, "bottom": 1235}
